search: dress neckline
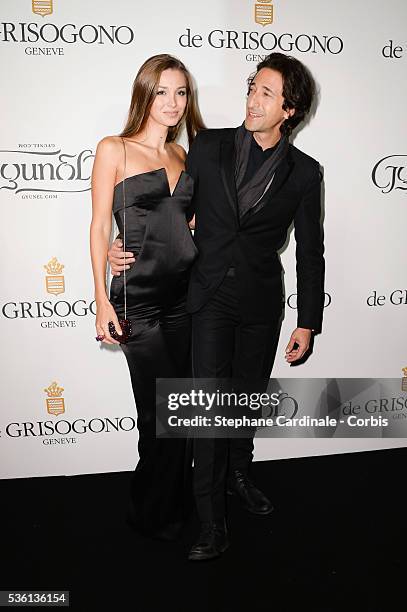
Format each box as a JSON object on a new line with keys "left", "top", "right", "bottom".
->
{"left": 114, "top": 167, "right": 186, "bottom": 197}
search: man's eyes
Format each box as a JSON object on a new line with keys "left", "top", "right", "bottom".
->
{"left": 248, "top": 87, "right": 270, "bottom": 97}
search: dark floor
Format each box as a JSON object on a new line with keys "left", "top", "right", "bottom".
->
{"left": 2, "top": 447, "right": 406, "bottom": 612}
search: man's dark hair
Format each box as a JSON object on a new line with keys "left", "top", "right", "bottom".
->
{"left": 251, "top": 52, "right": 315, "bottom": 136}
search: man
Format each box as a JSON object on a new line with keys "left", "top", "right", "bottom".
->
{"left": 109, "top": 53, "right": 325, "bottom": 561}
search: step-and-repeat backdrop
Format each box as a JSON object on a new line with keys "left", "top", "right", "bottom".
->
{"left": 1, "top": 0, "right": 406, "bottom": 478}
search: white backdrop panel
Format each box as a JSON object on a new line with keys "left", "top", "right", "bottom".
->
{"left": 1, "top": 0, "right": 406, "bottom": 477}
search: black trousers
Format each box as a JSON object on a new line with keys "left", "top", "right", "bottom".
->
{"left": 191, "top": 273, "right": 282, "bottom": 521}
{"left": 121, "top": 290, "right": 193, "bottom": 537}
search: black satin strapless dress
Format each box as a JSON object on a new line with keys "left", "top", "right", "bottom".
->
{"left": 110, "top": 168, "right": 197, "bottom": 316}
{"left": 110, "top": 168, "right": 197, "bottom": 539}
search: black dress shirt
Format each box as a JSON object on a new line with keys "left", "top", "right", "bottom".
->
{"left": 241, "top": 135, "right": 280, "bottom": 186}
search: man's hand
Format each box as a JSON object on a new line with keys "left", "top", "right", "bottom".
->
{"left": 108, "top": 238, "right": 135, "bottom": 276}
{"left": 285, "top": 328, "right": 312, "bottom": 363}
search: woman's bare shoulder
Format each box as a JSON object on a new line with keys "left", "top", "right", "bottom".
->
{"left": 96, "top": 135, "right": 123, "bottom": 158}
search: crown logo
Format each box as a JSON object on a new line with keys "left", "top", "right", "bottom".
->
{"left": 44, "top": 257, "right": 64, "bottom": 275}
{"left": 44, "top": 381, "right": 64, "bottom": 397}
{"left": 255, "top": 0, "right": 273, "bottom": 27}
{"left": 402, "top": 367, "right": 407, "bottom": 392}
{"left": 32, "top": 0, "right": 53, "bottom": 17}
{"left": 44, "top": 381, "right": 65, "bottom": 416}
{"left": 44, "top": 257, "right": 65, "bottom": 295}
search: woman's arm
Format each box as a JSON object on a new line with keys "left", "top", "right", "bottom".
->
{"left": 90, "top": 136, "right": 122, "bottom": 344}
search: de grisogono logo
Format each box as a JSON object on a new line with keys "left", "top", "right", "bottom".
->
{"left": 44, "top": 380, "right": 65, "bottom": 416}
{"left": 254, "top": 0, "right": 273, "bottom": 27}
{"left": 44, "top": 257, "right": 65, "bottom": 295}
{"left": 341, "top": 383, "right": 407, "bottom": 423}
{"left": 381, "top": 39, "right": 406, "bottom": 60}
{"left": 0, "top": 144, "right": 93, "bottom": 198}
{"left": 366, "top": 289, "right": 407, "bottom": 308}
{"left": 1, "top": 257, "right": 96, "bottom": 329}
{"left": 178, "top": 0, "right": 344, "bottom": 61}
{"left": 0, "top": 0, "right": 135, "bottom": 56}
{"left": 371, "top": 155, "right": 407, "bottom": 194}
{"left": 286, "top": 292, "right": 332, "bottom": 310}
{"left": 0, "top": 380, "right": 136, "bottom": 446}
{"left": 32, "top": 0, "right": 53, "bottom": 17}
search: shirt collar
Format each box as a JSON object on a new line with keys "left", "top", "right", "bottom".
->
{"left": 251, "top": 134, "right": 281, "bottom": 158}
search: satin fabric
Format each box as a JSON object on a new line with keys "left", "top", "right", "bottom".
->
{"left": 110, "top": 168, "right": 197, "bottom": 538}
{"left": 111, "top": 168, "right": 197, "bottom": 316}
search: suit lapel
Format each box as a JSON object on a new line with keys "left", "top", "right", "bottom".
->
{"left": 219, "top": 134, "right": 238, "bottom": 219}
{"left": 266, "top": 154, "right": 294, "bottom": 200}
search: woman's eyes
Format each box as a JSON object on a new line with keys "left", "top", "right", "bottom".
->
{"left": 156, "top": 90, "right": 187, "bottom": 96}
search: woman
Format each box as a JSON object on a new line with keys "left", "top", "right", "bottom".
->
{"left": 90, "top": 54, "right": 204, "bottom": 539}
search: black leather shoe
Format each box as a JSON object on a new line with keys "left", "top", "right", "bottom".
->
{"left": 227, "top": 470, "right": 273, "bottom": 515}
{"left": 188, "top": 520, "right": 229, "bottom": 561}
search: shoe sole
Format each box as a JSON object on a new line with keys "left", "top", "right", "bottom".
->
{"left": 246, "top": 505, "right": 274, "bottom": 516}
{"left": 188, "top": 541, "right": 230, "bottom": 562}
{"left": 227, "top": 490, "right": 274, "bottom": 515}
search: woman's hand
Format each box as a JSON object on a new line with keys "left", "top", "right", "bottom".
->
{"left": 188, "top": 215, "right": 195, "bottom": 230}
{"left": 108, "top": 238, "right": 136, "bottom": 276}
{"left": 95, "top": 298, "right": 122, "bottom": 345}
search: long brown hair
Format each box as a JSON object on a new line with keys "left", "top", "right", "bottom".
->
{"left": 120, "top": 54, "right": 205, "bottom": 145}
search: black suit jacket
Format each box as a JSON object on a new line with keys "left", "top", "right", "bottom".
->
{"left": 186, "top": 128, "right": 325, "bottom": 332}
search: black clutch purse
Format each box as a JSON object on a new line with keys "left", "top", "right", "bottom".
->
{"left": 108, "top": 319, "right": 132, "bottom": 344}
